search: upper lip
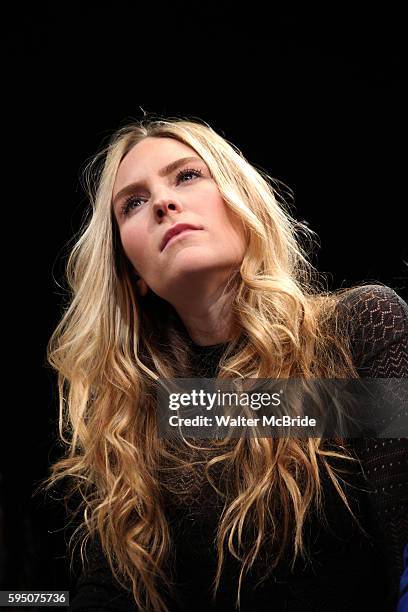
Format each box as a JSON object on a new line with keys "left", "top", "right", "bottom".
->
{"left": 160, "top": 223, "right": 202, "bottom": 251}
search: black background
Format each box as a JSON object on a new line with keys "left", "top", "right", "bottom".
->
{"left": 2, "top": 1, "right": 407, "bottom": 602}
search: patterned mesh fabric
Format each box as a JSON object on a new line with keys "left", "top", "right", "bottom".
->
{"left": 340, "top": 285, "right": 408, "bottom": 610}
{"left": 70, "top": 284, "right": 408, "bottom": 611}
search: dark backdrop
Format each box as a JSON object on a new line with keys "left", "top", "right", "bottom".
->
{"left": 2, "top": 2, "right": 407, "bottom": 603}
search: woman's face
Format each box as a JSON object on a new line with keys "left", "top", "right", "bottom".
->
{"left": 112, "top": 137, "right": 246, "bottom": 303}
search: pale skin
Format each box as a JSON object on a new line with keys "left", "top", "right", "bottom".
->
{"left": 112, "top": 137, "right": 247, "bottom": 346}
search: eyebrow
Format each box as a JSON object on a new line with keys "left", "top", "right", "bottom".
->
{"left": 112, "top": 156, "right": 204, "bottom": 210}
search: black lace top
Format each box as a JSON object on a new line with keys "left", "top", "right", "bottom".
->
{"left": 69, "top": 285, "right": 408, "bottom": 612}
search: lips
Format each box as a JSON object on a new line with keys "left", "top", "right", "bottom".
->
{"left": 160, "top": 223, "right": 202, "bottom": 251}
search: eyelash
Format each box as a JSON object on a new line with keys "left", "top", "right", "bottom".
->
{"left": 119, "top": 167, "right": 203, "bottom": 217}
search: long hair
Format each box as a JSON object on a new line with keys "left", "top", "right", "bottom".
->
{"left": 40, "top": 115, "right": 369, "bottom": 611}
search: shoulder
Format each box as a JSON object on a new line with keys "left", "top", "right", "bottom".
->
{"left": 335, "top": 284, "right": 408, "bottom": 371}
{"left": 337, "top": 284, "right": 408, "bottom": 331}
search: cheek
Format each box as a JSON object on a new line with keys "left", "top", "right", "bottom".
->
{"left": 224, "top": 209, "right": 247, "bottom": 256}
{"left": 222, "top": 204, "right": 245, "bottom": 238}
{"left": 120, "top": 225, "right": 148, "bottom": 267}
{"left": 207, "top": 194, "right": 233, "bottom": 227}
{"left": 208, "top": 204, "right": 245, "bottom": 258}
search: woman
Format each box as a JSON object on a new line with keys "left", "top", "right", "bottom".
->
{"left": 42, "top": 117, "right": 407, "bottom": 611}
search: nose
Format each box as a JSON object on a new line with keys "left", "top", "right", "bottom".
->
{"left": 153, "top": 197, "right": 183, "bottom": 219}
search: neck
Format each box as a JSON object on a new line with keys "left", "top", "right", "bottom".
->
{"left": 174, "top": 278, "right": 238, "bottom": 347}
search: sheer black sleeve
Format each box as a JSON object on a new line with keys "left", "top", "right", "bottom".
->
{"left": 340, "top": 284, "right": 408, "bottom": 611}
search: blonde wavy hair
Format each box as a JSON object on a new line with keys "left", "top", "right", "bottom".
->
{"left": 40, "top": 115, "right": 369, "bottom": 611}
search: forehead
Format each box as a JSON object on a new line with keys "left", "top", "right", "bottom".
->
{"left": 115, "top": 137, "right": 200, "bottom": 184}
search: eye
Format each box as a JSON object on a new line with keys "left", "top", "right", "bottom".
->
{"left": 175, "top": 167, "right": 203, "bottom": 184}
{"left": 120, "top": 194, "right": 144, "bottom": 217}
{"left": 119, "top": 167, "right": 203, "bottom": 217}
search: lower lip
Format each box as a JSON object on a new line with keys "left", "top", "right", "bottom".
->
{"left": 163, "top": 229, "right": 202, "bottom": 250}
